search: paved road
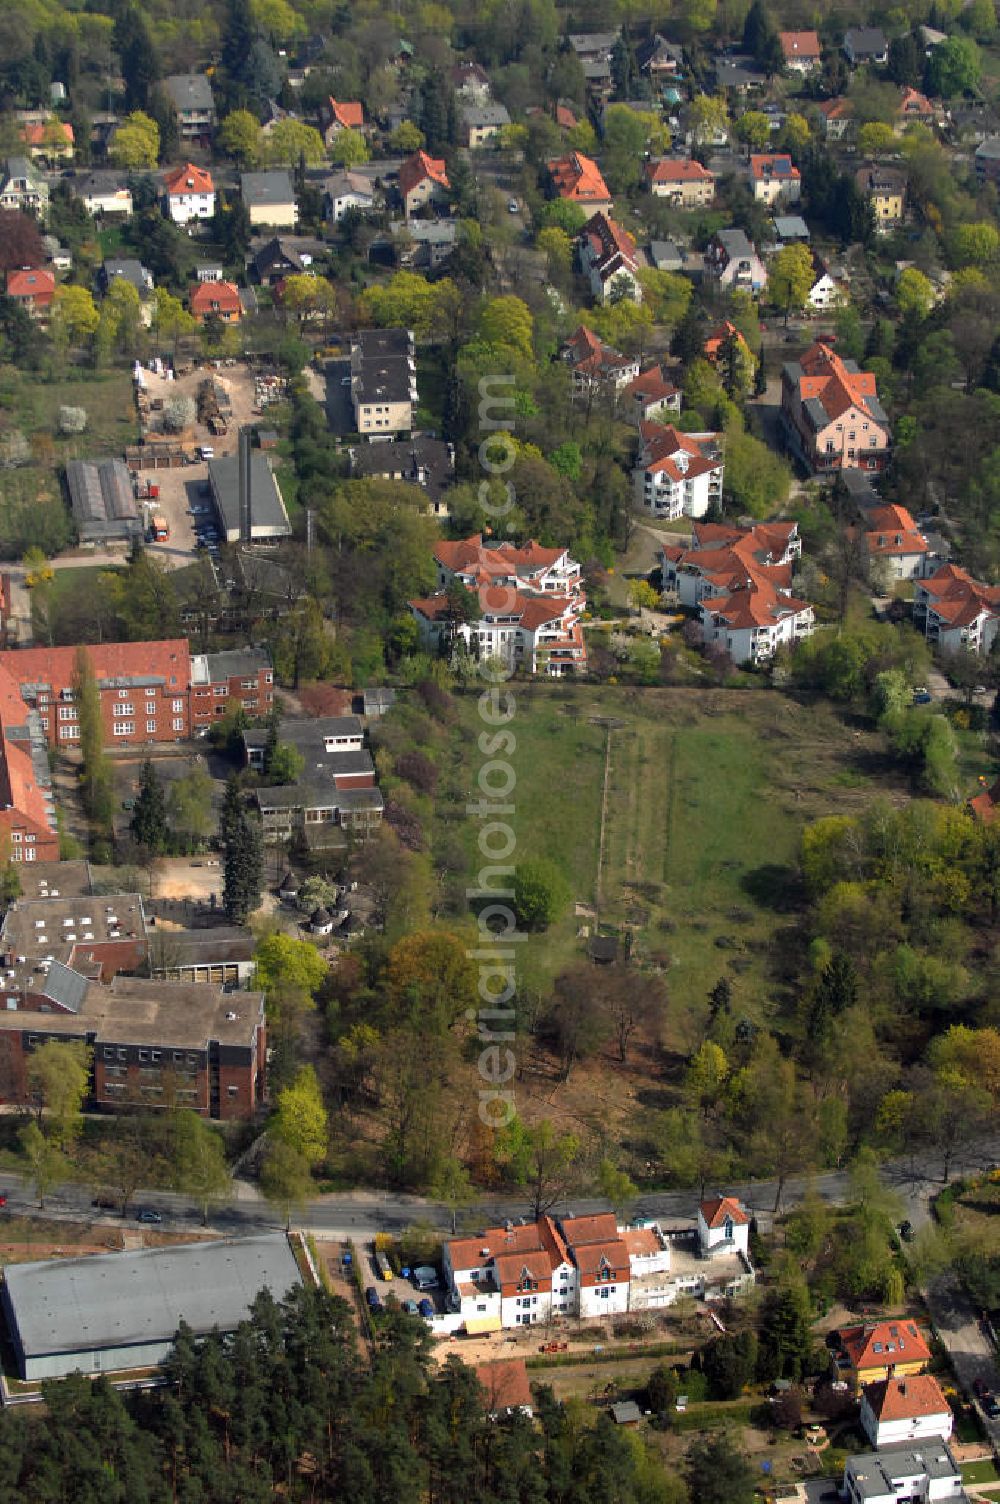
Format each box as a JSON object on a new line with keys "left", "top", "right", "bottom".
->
{"left": 924, "top": 1272, "right": 1000, "bottom": 1447}
{"left": 4, "top": 1133, "right": 997, "bottom": 1246}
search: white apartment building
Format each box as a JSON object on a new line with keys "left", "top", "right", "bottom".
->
{"left": 443, "top": 1197, "right": 754, "bottom": 1333}
{"left": 633, "top": 423, "right": 724, "bottom": 520}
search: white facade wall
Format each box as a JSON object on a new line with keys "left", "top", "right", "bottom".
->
{"left": 579, "top": 1281, "right": 630, "bottom": 1318}
{"left": 634, "top": 464, "right": 722, "bottom": 520}
{"left": 860, "top": 1402, "right": 953, "bottom": 1450}
{"left": 168, "top": 191, "right": 215, "bottom": 224}
{"left": 697, "top": 1209, "right": 750, "bottom": 1256}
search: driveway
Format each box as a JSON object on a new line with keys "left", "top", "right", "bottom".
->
{"left": 924, "top": 1272, "right": 1000, "bottom": 1447}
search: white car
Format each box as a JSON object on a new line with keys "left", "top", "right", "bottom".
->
{"left": 508, "top": 198, "right": 519, "bottom": 213}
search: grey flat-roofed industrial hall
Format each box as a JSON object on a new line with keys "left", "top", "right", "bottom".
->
{"left": 3, "top": 1233, "right": 302, "bottom": 1380}
{"left": 208, "top": 452, "right": 292, "bottom": 542}
{"left": 66, "top": 458, "right": 143, "bottom": 545}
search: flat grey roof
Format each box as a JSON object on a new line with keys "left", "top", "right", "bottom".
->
{"left": 241, "top": 169, "right": 295, "bottom": 207}
{"left": 207, "top": 452, "right": 291, "bottom": 539}
{"left": 163, "top": 74, "right": 214, "bottom": 112}
{"left": 846, "top": 1442, "right": 961, "bottom": 1502}
{"left": 5, "top": 1234, "right": 301, "bottom": 1359}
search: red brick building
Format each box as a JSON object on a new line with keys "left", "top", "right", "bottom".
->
{"left": 0, "top": 968, "right": 266, "bottom": 1122}
{"left": 0, "top": 640, "right": 273, "bottom": 752}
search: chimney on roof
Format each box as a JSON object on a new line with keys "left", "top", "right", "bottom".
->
{"left": 238, "top": 425, "right": 252, "bottom": 543}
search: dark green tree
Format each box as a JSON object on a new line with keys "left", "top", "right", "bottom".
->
{"left": 113, "top": 7, "right": 160, "bottom": 113}
{"left": 757, "top": 1270, "right": 814, "bottom": 1381}
{"left": 610, "top": 34, "right": 639, "bottom": 98}
{"left": 687, "top": 1433, "right": 757, "bottom": 1504}
{"left": 220, "top": 774, "right": 244, "bottom": 847}
{"left": 130, "top": 758, "right": 168, "bottom": 853}
{"left": 223, "top": 813, "right": 263, "bottom": 924}
{"left": 700, "top": 1330, "right": 759, "bottom": 1399}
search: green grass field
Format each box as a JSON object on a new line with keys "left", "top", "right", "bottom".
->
{"left": 961, "top": 1461, "right": 1000, "bottom": 1486}
{"left": 0, "top": 368, "right": 137, "bottom": 454}
{"left": 447, "top": 682, "right": 908, "bottom": 1016}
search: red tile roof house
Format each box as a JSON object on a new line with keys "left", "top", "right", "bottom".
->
{"left": 411, "top": 535, "right": 587, "bottom": 676}
{"left": 779, "top": 30, "right": 822, "bottom": 72}
{"left": 19, "top": 120, "right": 74, "bottom": 162}
{"left": 818, "top": 97, "right": 854, "bottom": 140}
{"left": 645, "top": 156, "right": 715, "bottom": 207}
{"left": 399, "top": 150, "right": 450, "bottom": 219}
{"left": 780, "top": 339, "right": 891, "bottom": 475}
{"left": 704, "top": 320, "right": 750, "bottom": 364}
{"left": 0, "top": 662, "right": 60, "bottom": 862}
{"left": 163, "top": 162, "right": 215, "bottom": 225}
{"left": 5, "top": 266, "right": 55, "bottom": 317}
{"left": 0, "top": 640, "right": 273, "bottom": 751}
{"left": 475, "top": 1359, "right": 534, "bottom": 1417}
{"left": 699, "top": 576, "right": 814, "bottom": 666}
{"left": 660, "top": 519, "right": 802, "bottom": 607}
{"left": 860, "top": 504, "right": 929, "bottom": 582}
{"left": 913, "top": 564, "right": 1000, "bottom": 654}
{"left": 578, "top": 212, "right": 642, "bottom": 303}
{"left": 749, "top": 153, "right": 801, "bottom": 206}
{"left": 633, "top": 423, "right": 724, "bottom": 521}
{"left": 189, "top": 279, "right": 242, "bottom": 323}
{"left": 898, "top": 86, "right": 934, "bottom": 123}
{"left": 546, "top": 151, "right": 612, "bottom": 214}
{"left": 320, "top": 97, "right": 365, "bottom": 147}
{"left": 621, "top": 363, "right": 681, "bottom": 424}
{"left": 969, "top": 775, "right": 1000, "bottom": 824}
{"left": 443, "top": 1197, "right": 753, "bottom": 1332}
{"left": 860, "top": 1375, "right": 953, "bottom": 1449}
{"left": 562, "top": 324, "right": 640, "bottom": 393}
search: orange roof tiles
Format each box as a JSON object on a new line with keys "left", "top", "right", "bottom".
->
{"left": 623, "top": 364, "right": 679, "bottom": 403}
{"left": 3, "top": 640, "right": 190, "bottom": 695}
{"left": 819, "top": 98, "right": 853, "bottom": 120}
{"left": 838, "top": 1321, "right": 931, "bottom": 1372}
{"left": 646, "top": 157, "right": 714, "bottom": 184}
{"left": 779, "top": 30, "right": 821, "bottom": 60}
{"left": 6, "top": 267, "right": 55, "bottom": 302}
{"left": 328, "top": 97, "right": 364, "bottom": 129}
{"left": 702, "top": 581, "right": 812, "bottom": 632}
{"left": 704, "top": 320, "right": 749, "bottom": 362}
{"left": 899, "top": 86, "right": 933, "bottom": 116}
{"left": 163, "top": 162, "right": 214, "bottom": 196}
{"left": 864, "top": 504, "right": 928, "bottom": 557}
{"left": 700, "top": 1195, "right": 749, "bottom": 1228}
{"left": 624, "top": 1227, "right": 662, "bottom": 1257}
{"left": 399, "top": 149, "right": 449, "bottom": 198}
{"left": 435, "top": 535, "right": 567, "bottom": 577}
{"left": 863, "top": 1374, "right": 949, "bottom": 1423}
{"left": 475, "top": 1358, "right": 533, "bottom": 1411}
{"left": 189, "top": 280, "right": 241, "bottom": 318}
{"left": 21, "top": 121, "right": 74, "bottom": 146}
{"left": 639, "top": 424, "right": 723, "bottom": 485}
{"left": 555, "top": 103, "right": 578, "bottom": 129}
{"left": 581, "top": 211, "right": 639, "bottom": 279}
{"left": 547, "top": 151, "right": 611, "bottom": 204}
{"left": 794, "top": 340, "right": 886, "bottom": 429}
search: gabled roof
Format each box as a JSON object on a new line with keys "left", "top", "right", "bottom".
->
{"left": 899, "top": 86, "right": 933, "bottom": 116}
{"left": 779, "top": 30, "right": 821, "bottom": 60}
{"left": 623, "top": 363, "right": 679, "bottom": 404}
{"left": 563, "top": 323, "right": 633, "bottom": 376}
{"left": 864, "top": 504, "right": 927, "bottom": 557}
{"left": 547, "top": 151, "right": 611, "bottom": 204}
{"left": 6, "top": 267, "right": 55, "bottom": 299}
{"left": 327, "top": 97, "right": 364, "bottom": 129}
{"left": 163, "top": 162, "right": 214, "bottom": 196}
{"left": 647, "top": 156, "right": 714, "bottom": 184}
{"left": 838, "top": 1321, "right": 931, "bottom": 1371}
{"left": 785, "top": 340, "right": 888, "bottom": 431}
{"left": 435, "top": 535, "right": 567, "bottom": 578}
{"left": 475, "top": 1358, "right": 533, "bottom": 1412}
{"left": 702, "top": 580, "right": 812, "bottom": 632}
{"left": 750, "top": 153, "right": 800, "bottom": 183}
{"left": 580, "top": 211, "right": 639, "bottom": 280}
{"left": 399, "top": 149, "right": 449, "bottom": 198}
{"left": 919, "top": 563, "right": 1000, "bottom": 626}
{"left": 20, "top": 121, "right": 73, "bottom": 147}
{"left": 189, "top": 279, "right": 241, "bottom": 316}
{"left": 819, "top": 97, "right": 853, "bottom": 121}
{"left": 863, "top": 1375, "right": 950, "bottom": 1423}
{"left": 638, "top": 423, "right": 723, "bottom": 484}
{"left": 700, "top": 1195, "right": 750, "bottom": 1228}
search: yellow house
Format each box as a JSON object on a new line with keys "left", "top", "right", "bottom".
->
{"left": 856, "top": 165, "right": 905, "bottom": 231}
{"left": 832, "top": 1321, "right": 931, "bottom": 1395}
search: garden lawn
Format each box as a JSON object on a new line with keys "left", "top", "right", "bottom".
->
{"left": 962, "top": 1462, "right": 1000, "bottom": 1487}
{"left": 445, "top": 682, "right": 909, "bottom": 1013}
{"left": 1, "top": 368, "right": 137, "bottom": 455}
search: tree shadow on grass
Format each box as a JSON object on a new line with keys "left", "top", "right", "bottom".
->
{"left": 739, "top": 863, "right": 804, "bottom": 914}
